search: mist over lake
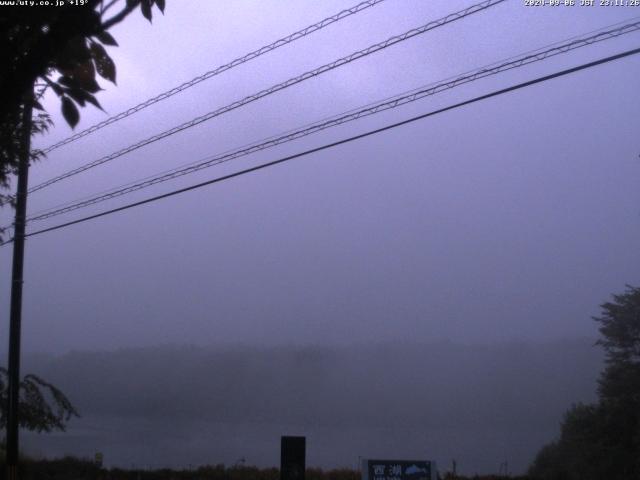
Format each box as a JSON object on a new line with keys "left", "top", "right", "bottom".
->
{"left": 20, "top": 340, "right": 600, "bottom": 475}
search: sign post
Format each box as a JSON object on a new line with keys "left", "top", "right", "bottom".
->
{"left": 281, "top": 436, "right": 306, "bottom": 480}
{"left": 361, "top": 459, "right": 437, "bottom": 480}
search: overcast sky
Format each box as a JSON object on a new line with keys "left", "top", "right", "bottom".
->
{"left": 1, "top": 0, "right": 639, "bottom": 354}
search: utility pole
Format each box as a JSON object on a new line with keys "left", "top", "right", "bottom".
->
{"left": 6, "top": 96, "right": 33, "bottom": 480}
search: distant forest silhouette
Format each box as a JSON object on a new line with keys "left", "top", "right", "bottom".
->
{"left": 22, "top": 340, "right": 599, "bottom": 429}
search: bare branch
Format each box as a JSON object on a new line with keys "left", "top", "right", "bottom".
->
{"left": 101, "top": 0, "right": 120, "bottom": 16}
{"left": 102, "top": 2, "right": 138, "bottom": 30}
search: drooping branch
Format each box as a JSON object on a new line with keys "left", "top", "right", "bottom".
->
{"left": 0, "top": 367, "right": 79, "bottom": 433}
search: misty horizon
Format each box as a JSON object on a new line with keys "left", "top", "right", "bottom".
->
{"left": 18, "top": 338, "right": 602, "bottom": 475}
{"left": 1, "top": 0, "right": 639, "bottom": 478}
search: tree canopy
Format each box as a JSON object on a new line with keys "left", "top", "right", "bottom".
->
{"left": 0, "top": 0, "right": 165, "bottom": 209}
{"left": 529, "top": 285, "right": 640, "bottom": 479}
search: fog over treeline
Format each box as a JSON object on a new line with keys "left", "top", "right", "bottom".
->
{"left": 20, "top": 339, "right": 600, "bottom": 474}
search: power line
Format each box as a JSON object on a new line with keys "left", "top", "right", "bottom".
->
{"left": 27, "top": 19, "right": 640, "bottom": 221}
{"left": 24, "top": 20, "right": 640, "bottom": 223}
{"left": 40, "top": 0, "right": 389, "bottom": 155}
{"left": 14, "top": 46, "right": 640, "bottom": 242}
{"left": 27, "top": 0, "right": 506, "bottom": 195}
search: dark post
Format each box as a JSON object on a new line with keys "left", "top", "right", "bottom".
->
{"left": 6, "top": 99, "right": 33, "bottom": 480}
{"left": 280, "top": 436, "right": 306, "bottom": 480}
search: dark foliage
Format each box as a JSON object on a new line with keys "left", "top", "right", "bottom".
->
{"left": 529, "top": 285, "right": 640, "bottom": 479}
{"left": 0, "top": 456, "right": 102, "bottom": 480}
{"left": 0, "top": 0, "right": 165, "bottom": 213}
{"left": 0, "top": 367, "right": 79, "bottom": 433}
{"left": 0, "top": 456, "right": 532, "bottom": 480}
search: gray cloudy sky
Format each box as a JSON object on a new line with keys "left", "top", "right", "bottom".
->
{"left": 1, "top": 0, "right": 640, "bottom": 354}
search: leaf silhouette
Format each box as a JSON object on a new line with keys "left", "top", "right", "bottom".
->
{"left": 61, "top": 96, "right": 79, "bottom": 128}
{"left": 141, "top": 0, "right": 152, "bottom": 22}
{"left": 91, "top": 42, "right": 116, "bottom": 84}
{"left": 96, "top": 31, "right": 118, "bottom": 46}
